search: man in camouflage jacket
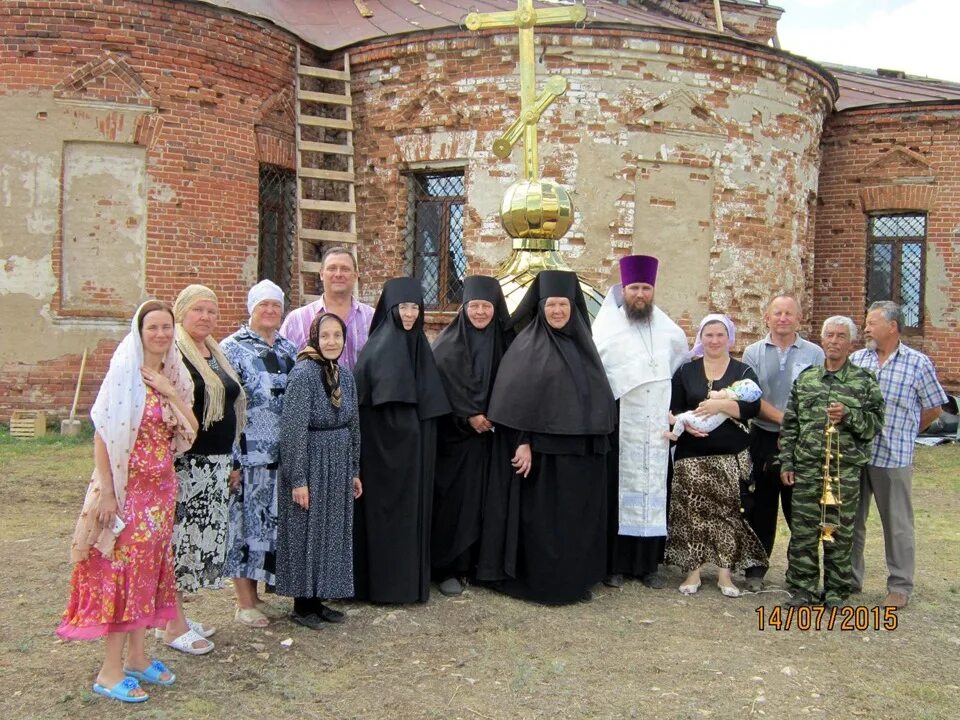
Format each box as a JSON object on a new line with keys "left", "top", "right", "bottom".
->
{"left": 779, "top": 316, "right": 885, "bottom": 607}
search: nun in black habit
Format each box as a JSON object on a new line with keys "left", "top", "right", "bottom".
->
{"left": 430, "top": 276, "right": 516, "bottom": 595}
{"left": 352, "top": 277, "right": 450, "bottom": 603}
{"left": 486, "top": 270, "right": 617, "bottom": 604}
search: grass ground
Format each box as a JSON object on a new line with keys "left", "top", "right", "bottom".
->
{"left": 0, "top": 430, "right": 957, "bottom": 719}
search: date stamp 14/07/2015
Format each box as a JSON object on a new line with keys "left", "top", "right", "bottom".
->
{"left": 756, "top": 605, "right": 899, "bottom": 632}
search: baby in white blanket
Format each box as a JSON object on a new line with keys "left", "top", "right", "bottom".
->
{"left": 666, "top": 378, "right": 762, "bottom": 440}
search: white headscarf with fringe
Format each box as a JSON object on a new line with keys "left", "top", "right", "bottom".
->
{"left": 70, "top": 300, "right": 196, "bottom": 562}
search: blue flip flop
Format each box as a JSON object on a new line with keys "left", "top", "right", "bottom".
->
{"left": 92, "top": 676, "right": 149, "bottom": 703}
{"left": 124, "top": 659, "right": 176, "bottom": 686}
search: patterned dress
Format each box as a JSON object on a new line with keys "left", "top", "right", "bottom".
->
{"left": 221, "top": 326, "right": 297, "bottom": 585}
{"left": 172, "top": 355, "right": 240, "bottom": 592}
{"left": 275, "top": 361, "right": 360, "bottom": 599}
{"left": 58, "top": 389, "right": 178, "bottom": 639}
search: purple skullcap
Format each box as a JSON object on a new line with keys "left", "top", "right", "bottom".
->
{"left": 619, "top": 255, "right": 659, "bottom": 287}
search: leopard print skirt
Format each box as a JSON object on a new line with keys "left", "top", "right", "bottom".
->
{"left": 665, "top": 449, "right": 768, "bottom": 573}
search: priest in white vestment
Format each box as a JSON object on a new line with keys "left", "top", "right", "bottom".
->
{"left": 592, "top": 255, "right": 688, "bottom": 588}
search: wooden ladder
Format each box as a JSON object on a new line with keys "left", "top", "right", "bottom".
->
{"left": 295, "top": 49, "right": 357, "bottom": 303}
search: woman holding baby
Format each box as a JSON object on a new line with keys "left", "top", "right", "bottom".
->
{"left": 665, "top": 314, "right": 768, "bottom": 597}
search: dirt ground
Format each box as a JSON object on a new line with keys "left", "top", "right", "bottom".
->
{"left": 0, "top": 432, "right": 958, "bottom": 720}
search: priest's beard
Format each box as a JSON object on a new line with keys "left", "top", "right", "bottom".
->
{"left": 625, "top": 296, "right": 654, "bottom": 323}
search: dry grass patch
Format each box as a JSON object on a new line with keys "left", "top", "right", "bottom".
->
{"left": 1, "top": 431, "right": 958, "bottom": 719}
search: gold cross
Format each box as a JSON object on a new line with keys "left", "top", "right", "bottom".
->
{"left": 466, "top": 1, "right": 586, "bottom": 181}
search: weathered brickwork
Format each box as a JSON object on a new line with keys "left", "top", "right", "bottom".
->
{"left": 0, "top": 0, "right": 301, "bottom": 420}
{"left": 348, "top": 28, "right": 833, "bottom": 341}
{"left": 814, "top": 105, "right": 960, "bottom": 391}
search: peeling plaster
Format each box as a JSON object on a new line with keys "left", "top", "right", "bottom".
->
{"left": 0, "top": 254, "right": 56, "bottom": 299}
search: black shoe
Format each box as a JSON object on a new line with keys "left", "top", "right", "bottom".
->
{"left": 603, "top": 574, "right": 624, "bottom": 588}
{"left": 579, "top": 589, "right": 594, "bottom": 603}
{"left": 743, "top": 577, "right": 764, "bottom": 593}
{"left": 317, "top": 603, "right": 346, "bottom": 623}
{"left": 823, "top": 598, "right": 847, "bottom": 609}
{"left": 783, "top": 592, "right": 813, "bottom": 608}
{"left": 640, "top": 572, "right": 666, "bottom": 590}
{"left": 438, "top": 577, "right": 465, "bottom": 596}
{"left": 290, "top": 612, "right": 325, "bottom": 630}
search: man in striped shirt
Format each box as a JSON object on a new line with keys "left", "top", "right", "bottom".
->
{"left": 850, "top": 300, "right": 947, "bottom": 609}
{"left": 280, "top": 247, "right": 374, "bottom": 370}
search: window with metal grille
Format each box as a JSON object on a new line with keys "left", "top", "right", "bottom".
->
{"left": 866, "top": 213, "right": 926, "bottom": 331}
{"left": 405, "top": 170, "right": 467, "bottom": 310}
{"left": 258, "top": 164, "right": 296, "bottom": 298}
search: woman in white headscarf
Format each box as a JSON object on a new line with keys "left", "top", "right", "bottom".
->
{"left": 221, "top": 280, "right": 299, "bottom": 626}
{"left": 159, "top": 285, "right": 246, "bottom": 654}
{"left": 665, "top": 314, "right": 767, "bottom": 598}
{"left": 57, "top": 300, "right": 197, "bottom": 703}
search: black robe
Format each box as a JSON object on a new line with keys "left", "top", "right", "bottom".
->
{"left": 486, "top": 271, "right": 616, "bottom": 604}
{"left": 431, "top": 276, "right": 515, "bottom": 581}
{"left": 352, "top": 277, "right": 450, "bottom": 603}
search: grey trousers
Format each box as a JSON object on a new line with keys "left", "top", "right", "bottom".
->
{"left": 851, "top": 465, "right": 915, "bottom": 596}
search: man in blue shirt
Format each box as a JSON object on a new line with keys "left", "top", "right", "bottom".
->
{"left": 850, "top": 301, "right": 947, "bottom": 609}
{"left": 742, "top": 295, "right": 824, "bottom": 593}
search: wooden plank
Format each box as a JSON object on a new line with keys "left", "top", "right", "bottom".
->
{"left": 300, "top": 260, "right": 325, "bottom": 274}
{"left": 299, "top": 167, "right": 355, "bottom": 182}
{"left": 299, "top": 90, "right": 351, "bottom": 105}
{"left": 298, "top": 65, "right": 350, "bottom": 82}
{"left": 300, "top": 199, "right": 356, "bottom": 213}
{"left": 299, "top": 228, "right": 358, "bottom": 244}
{"left": 298, "top": 115, "right": 353, "bottom": 130}
{"left": 300, "top": 141, "right": 353, "bottom": 156}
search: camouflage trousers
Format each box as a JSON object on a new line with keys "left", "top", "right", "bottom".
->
{"left": 785, "top": 468, "right": 861, "bottom": 604}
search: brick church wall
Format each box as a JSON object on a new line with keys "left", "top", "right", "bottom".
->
{"left": 814, "top": 104, "right": 960, "bottom": 392}
{"left": 347, "top": 28, "right": 833, "bottom": 341}
{"left": 0, "top": 0, "right": 300, "bottom": 421}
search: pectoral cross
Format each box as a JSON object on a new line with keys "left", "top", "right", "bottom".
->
{"left": 466, "top": 0, "right": 586, "bottom": 181}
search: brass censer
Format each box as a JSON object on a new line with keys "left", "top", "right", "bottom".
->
{"left": 819, "top": 422, "right": 843, "bottom": 542}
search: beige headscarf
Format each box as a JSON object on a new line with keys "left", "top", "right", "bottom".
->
{"left": 173, "top": 284, "right": 246, "bottom": 441}
{"left": 70, "top": 300, "right": 196, "bottom": 562}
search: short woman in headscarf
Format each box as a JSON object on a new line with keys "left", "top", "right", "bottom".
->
{"left": 276, "top": 312, "right": 362, "bottom": 628}
{"left": 221, "top": 280, "right": 299, "bottom": 626}
{"left": 352, "top": 277, "right": 450, "bottom": 603}
{"left": 159, "top": 285, "right": 246, "bottom": 654}
{"left": 430, "top": 276, "right": 514, "bottom": 595}
{"left": 57, "top": 300, "right": 197, "bottom": 703}
{"left": 487, "top": 270, "right": 617, "bottom": 604}
{"left": 665, "top": 314, "right": 767, "bottom": 597}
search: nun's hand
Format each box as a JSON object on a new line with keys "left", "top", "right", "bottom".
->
{"left": 292, "top": 486, "right": 309, "bottom": 510}
{"left": 469, "top": 414, "right": 493, "bottom": 433}
{"left": 512, "top": 444, "right": 532, "bottom": 478}
{"left": 353, "top": 477, "right": 363, "bottom": 499}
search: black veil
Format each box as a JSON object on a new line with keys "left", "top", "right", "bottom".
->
{"left": 487, "top": 271, "right": 615, "bottom": 436}
{"left": 353, "top": 277, "right": 450, "bottom": 420}
{"left": 431, "top": 276, "right": 513, "bottom": 417}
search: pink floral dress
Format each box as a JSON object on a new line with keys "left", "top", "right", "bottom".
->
{"left": 58, "top": 389, "right": 179, "bottom": 640}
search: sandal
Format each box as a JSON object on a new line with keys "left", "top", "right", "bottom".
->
{"left": 124, "top": 659, "right": 176, "bottom": 686}
{"left": 255, "top": 601, "right": 286, "bottom": 619}
{"left": 235, "top": 606, "right": 270, "bottom": 628}
{"left": 92, "top": 677, "right": 149, "bottom": 703}
{"left": 164, "top": 628, "right": 215, "bottom": 655}
{"left": 154, "top": 618, "right": 216, "bottom": 641}
{"left": 718, "top": 583, "right": 742, "bottom": 598}
{"left": 679, "top": 582, "right": 701, "bottom": 595}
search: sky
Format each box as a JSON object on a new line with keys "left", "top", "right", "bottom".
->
{"left": 772, "top": 0, "right": 960, "bottom": 82}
